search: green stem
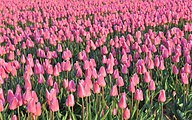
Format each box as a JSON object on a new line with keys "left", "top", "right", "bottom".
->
{"left": 151, "top": 91, "right": 153, "bottom": 117}
{"left": 49, "top": 111, "right": 52, "bottom": 120}
{"left": 140, "top": 74, "right": 143, "bottom": 88}
{"left": 18, "top": 106, "right": 20, "bottom": 120}
{"left": 131, "top": 93, "right": 133, "bottom": 113}
{"left": 161, "top": 102, "right": 163, "bottom": 120}
{"left": 39, "top": 84, "right": 41, "bottom": 100}
{"left": 186, "top": 84, "right": 188, "bottom": 103}
{"left": 82, "top": 97, "right": 85, "bottom": 120}
{"left": 99, "top": 91, "right": 101, "bottom": 115}
{"left": 86, "top": 97, "right": 88, "bottom": 120}
{"left": 102, "top": 87, "right": 105, "bottom": 110}
{"left": 161, "top": 70, "right": 163, "bottom": 88}
{"left": 67, "top": 71, "right": 68, "bottom": 80}
{"left": 52, "top": 111, "right": 54, "bottom": 120}
{"left": 69, "top": 107, "right": 71, "bottom": 119}
{"left": 109, "top": 74, "right": 111, "bottom": 89}
{"left": 28, "top": 111, "right": 30, "bottom": 120}
{"left": 96, "top": 93, "right": 98, "bottom": 113}
{"left": 176, "top": 74, "right": 178, "bottom": 98}
{"left": 0, "top": 112, "right": 3, "bottom": 120}
{"left": 58, "top": 75, "right": 60, "bottom": 89}
{"left": 121, "top": 109, "right": 124, "bottom": 120}
{"left": 136, "top": 101, "right": 140, "bottom": 119}
{"left": 119, "top": 86, "right": 121, "bottom": 95}
{"left": 184, "top": 84, "right": 185, "bottom": 106}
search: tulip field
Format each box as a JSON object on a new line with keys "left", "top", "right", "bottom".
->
{"left": 1, "top": 0, "right": 192, "bottom": 119}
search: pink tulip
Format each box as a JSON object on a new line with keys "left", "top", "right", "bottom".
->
{"left": 129, "top": 81, "right": 136, "bottom": 93}
{"left": 67, "top": 80, "right": 76, "bottom": 92}
{"left": 134, "top": 89, "right": 143, "bottom": 101}
{"left": 93, "top": 81, "right": 100, "bottom": 93}
{"left": 37, "top": 74, "right": 44, "bottom": 84}
{"left": 11, "top": 115, "right": 17, "bottom": 120}
{"left": 27, "top": 98, "right": 36, "bottom": 113}
{"left": 118, "top": 92, "right": 127, "bottom": 109}
{"left": 158, "top": 89, "right": 166, "bottom": 102}
{"left": 9, "top": 97, "right": 18, "bottom": 110}
{"left": 149, "top": 80, "right": 156, "bottom": 91}
{"left": 63, "top": 79, "right": 68, "bottom": 88}
{"left": 23, "top": 88, "right": 32, "bottom": 103}
{"left": 99, "top": 66, "right": 107, "bottom": 77}
{"left": 144, "top": 72, "right": 151, "bottom": 83}
{"left": 0, "top": 100, "right": 4, "bottom": 112}
{"left": 110, "top": 85, "right": 118, "bottom": 96}
{"left": 49, "top": 97, "right": 59, "bottom": 112}
{"left": 112, "top": 108, "right": 117, "bottom": 116}
{"left": 47, "top": 75, "right": 53, "bottom": 86}
{"left": 77, "top": 83, "right": 85, "bottom": 98}
{"left": 97, "top": 74, "right": 106, "bottom": 87}
{"left": 123, "top": 108, "right": 130, "bottom": 119}
{"left": 181, "top": 73, "right": 188, "bottom": 84}
{"left": 35, "top": 102, "right": 41, "bottom": 116}
{"left": 66, "top": 94, "right": 75, "bottom": 107}
{"left": 7, "top": 90, "right": 14, "bottom": 103}
{"left": 116, "top": 76, "right": 124, "bottom": 87}
{"left": 172, "top": 64, "right": 179, "bottom": 74}
{"left": 113, "top": 69, "right": 119, "bottom": 79}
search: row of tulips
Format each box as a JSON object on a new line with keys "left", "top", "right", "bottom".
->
{"left": 0, "top": 0, "right": 192, "bottom": 120}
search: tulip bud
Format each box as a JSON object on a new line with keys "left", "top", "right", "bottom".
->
{"left": 123, "top": 108, "right": 130, "bottom": 119}
{"left": 158, "top": 89, "right": 166, "bottom": 102}
{"left": 134, "top": 89, "right": 143, "bottom": 101}
{"left": 118, "top": 92, "right": 127, "bottom": 109}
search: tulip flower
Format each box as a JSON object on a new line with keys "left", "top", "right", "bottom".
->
{"left": 117, "top": 76, "right": 124, "bottom": 94}
{"left": 47, "top": 75, "right": 53, "bottom": 87}
{"left": 7, "top": 90, "right": 14, "bottom": 103}
{"left": 0, "top": 99, "right": 3, "bottom": 120}
{"left": 9, "top": 97, "right": 18, "bottom": 118}
{"left": 77, "top": 83, "right": 85, "bottom": 120}
{"left": 112, "top": 108, "right": 117, "bottom": 116}
{"left": 84, "top": 83, "right": 91, "bottom": 120}
{"left": 66, "top": 94, "right": 75, "bottom": 119}
{"left": 27, "top": 98, "right": 36, "bottom": 114}
{"left": 118, "top": 92, "right": 127, "bottom": 120}
{"left": 129, "top": 81, "right": 135, "bottom": 113}
{"left": 134, "top": 89, "right": 143, "bottom": 119}
{"left": 23, "top": 88, "right": 32, "bottom": 103}
{"left": 97, "top": 74, "right": 106, "bottom": 113}
{"left": 110, "top": 85, "right": 118, "bottom": 113}
{"left": 123, "top": 108, "right": 130, "bottom": 120}
{"left": 67, "top": 80, "right": 76, "bottom": 93}
{"left": 158, "top": 89, "right": 166, "bottom": 120}
{"left": 172, "top": 91, "right": 176, "bottom": 99}
{"left": 149, "top": 80, "right": 156, "bottom": 116}
{"left": 63, "top": 79, "right": 68, "bottom": 89}
{"left": 172, "top": 64, "right": 179, "bottom": 98}
{"left": 181, "top": 73, "right": 188, "bottom": 104}
{"left": 159, "top": 59, "right": 165, "bottom": 87}
{"left": 99, "top": 66, "right": 106, "bottom": 77}
{"left": 11, "top": 115, "right": 17, "bottom": 120}
{"left": 93, "top": 81, "right": 100, "bottom": 113}
{"left": 34, "top": 102, "right": 41, "bottom": 119}
{"left": 65, "top": 60, "right": 71, "bottom": 81}
{"left": 49, "top": 97, "right": 59, "bottom": 120}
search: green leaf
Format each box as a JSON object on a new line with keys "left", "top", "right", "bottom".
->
{"left": 100, "top": 109, "right": 110, "bottom": 120}
{"left": 89, "top": 103, "right": 92, "bottom": 120}
{"left": 131, "top": 102, "right": 138, "bottom": 119}
{"left": 94, "top": 114, "right": 98, "bottom": 120}
{"left": 63, "top": 112, "right": 68, "bottom": 120}
{"left": 165, "top": 98, "right": 172, "bottom": 105}
{"left": 71, "top": 112, "right": 77, "bottom": 120}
